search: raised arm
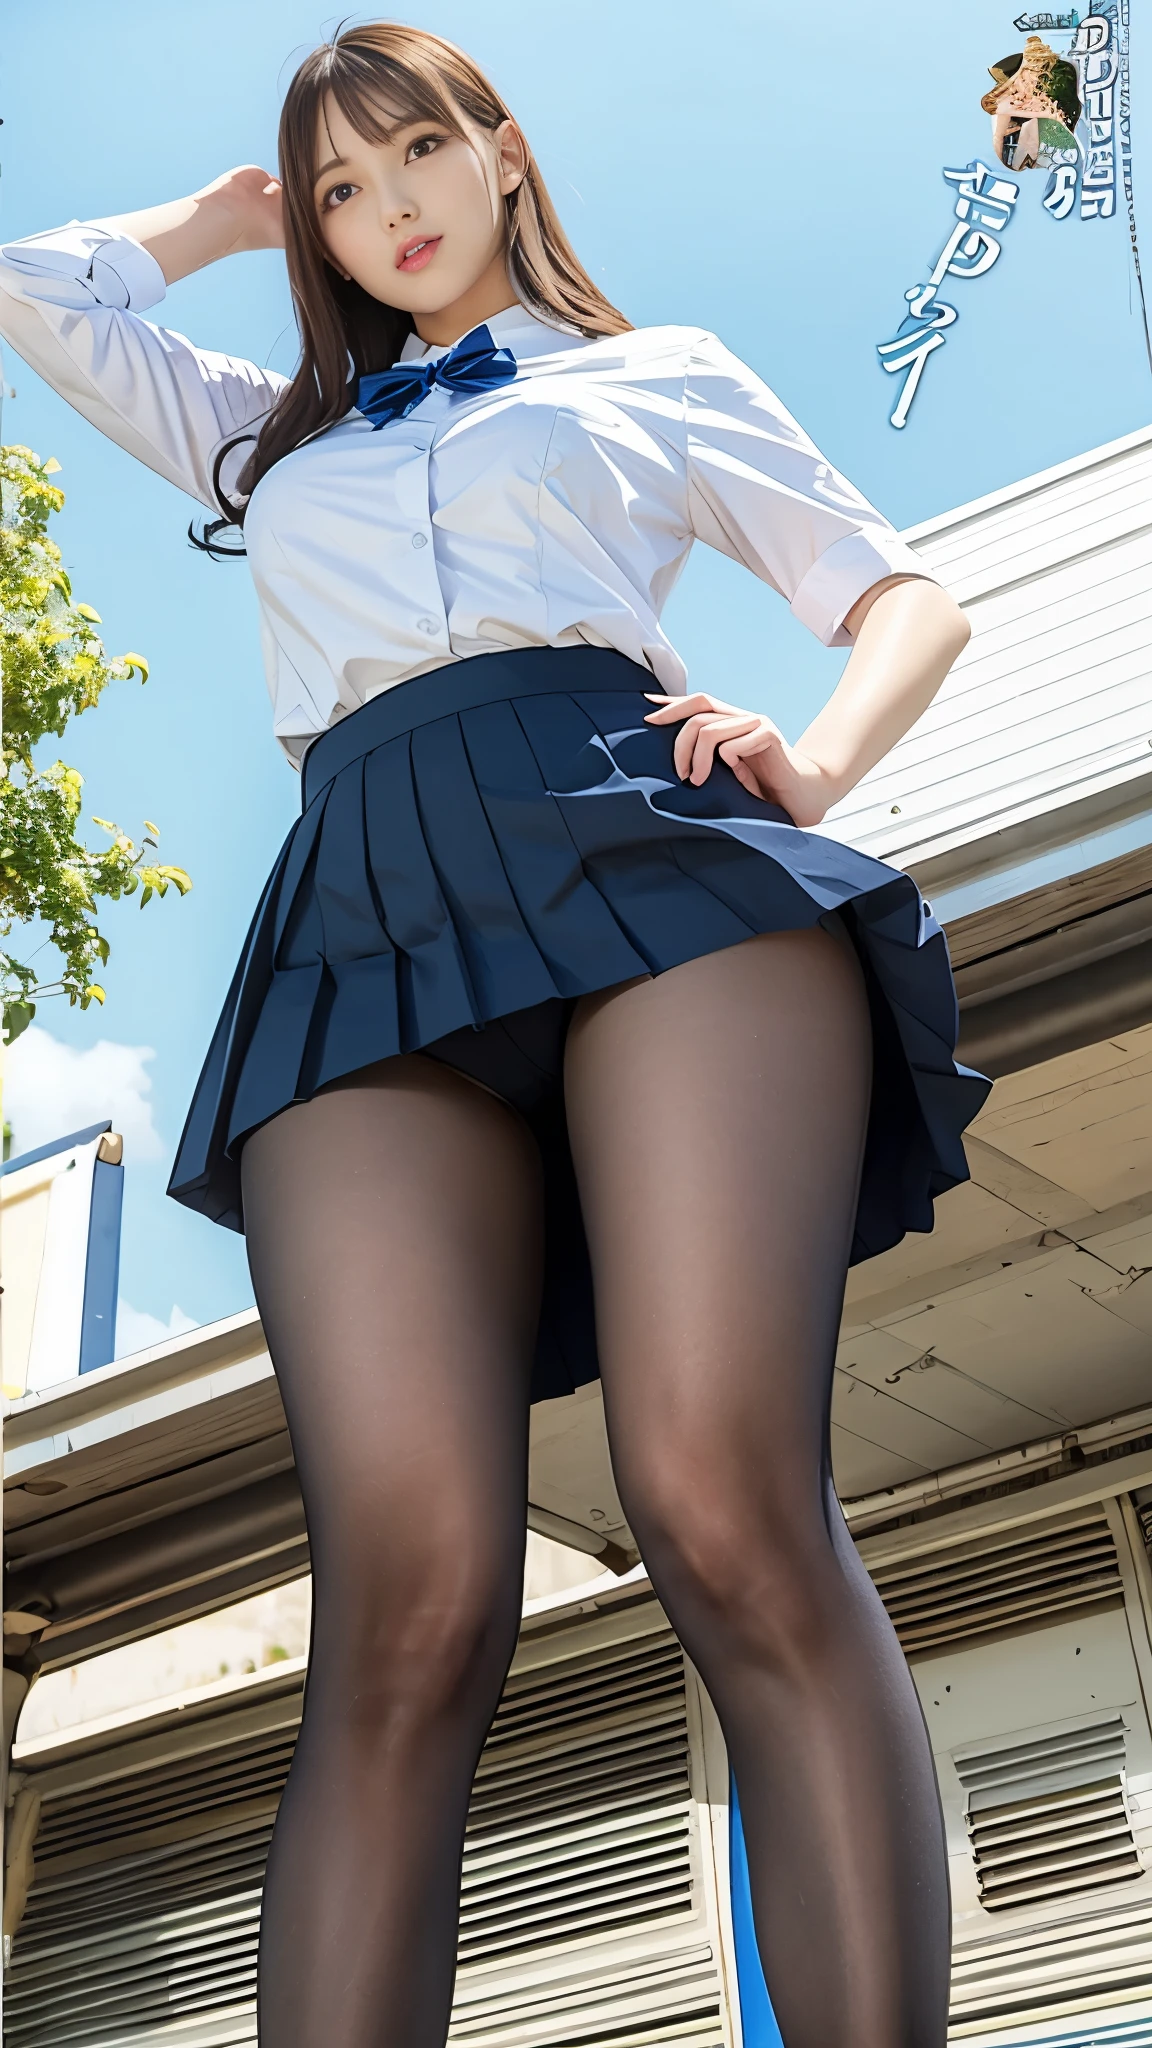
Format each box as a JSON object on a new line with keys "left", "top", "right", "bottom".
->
{"left": 97, "top": 166, "right": 285, "bottom": 285}
{"left": 0, "top": 169, "right": 291, "bottom": 509}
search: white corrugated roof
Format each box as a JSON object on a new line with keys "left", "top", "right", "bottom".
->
{"left": 822, "top": 425, "right": 1152, "bottom": 873}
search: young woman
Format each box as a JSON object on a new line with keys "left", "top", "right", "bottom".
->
{"left": 0, "top": 23, "right": 988, "bottom": 2046}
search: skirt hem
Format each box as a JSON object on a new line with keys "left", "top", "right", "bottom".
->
{"left": 167, "top": 647, "right": 989, "bottom": 1399}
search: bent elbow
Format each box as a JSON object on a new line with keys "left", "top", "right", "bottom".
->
{"left": 932, "top": 585, "right": 971, "bottom": 661}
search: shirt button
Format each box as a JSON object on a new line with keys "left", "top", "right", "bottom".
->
{"left": 411, "top": 533, "right": 428, "bottom": 549}
{"left": 417, "top": 617, "right": 438, "bottom": 634}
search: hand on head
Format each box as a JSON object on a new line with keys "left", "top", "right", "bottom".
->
{"left": 196, "top": 165, "right": 286, "bottom": 252}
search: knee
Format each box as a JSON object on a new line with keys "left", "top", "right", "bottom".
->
{"left": 313, "top": 1526, "right": 523, "bottom": 1738}
{"left": 623, "top": 1461, "right": 840, "bottom": 1678}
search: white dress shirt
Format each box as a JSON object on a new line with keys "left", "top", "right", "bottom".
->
{"left": 0, "top": 222, "right": 932, "bottom": 765}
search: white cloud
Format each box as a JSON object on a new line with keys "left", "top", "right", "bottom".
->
{"left": 116, "top": 1299, "right": 197, "bottom": 1359}
{"left": 5, "top": 1025, "right": 162, "bottom": 1163}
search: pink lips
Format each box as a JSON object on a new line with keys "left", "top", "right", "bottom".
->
{"left": 395, "top": 236, "right": 442, "bottom": 273}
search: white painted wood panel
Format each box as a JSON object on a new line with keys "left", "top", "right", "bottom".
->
{"left": 821, "top": 427, "right": 1152, "bottom": 869}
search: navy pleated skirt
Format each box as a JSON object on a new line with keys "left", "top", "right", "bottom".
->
{"left": 169, "top": 645, "right": 989, "bottom": 1402}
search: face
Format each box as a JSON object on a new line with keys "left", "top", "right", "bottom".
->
{"left": 313, "top": 93, "right": 528, "bottom": 321}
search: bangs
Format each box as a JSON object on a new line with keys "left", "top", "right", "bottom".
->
{"left": 322, "top": 46, "right": 470, "bottom": 151}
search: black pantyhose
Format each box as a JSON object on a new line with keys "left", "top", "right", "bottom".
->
{"left": 565, "top": 930, "right": 950, "bottom": 2048}
{"left": 242, "top": 1060, "right": 543, "bottom": 2048}
{"left": 241, "top": 929, "right": 950, "bottom": 2048}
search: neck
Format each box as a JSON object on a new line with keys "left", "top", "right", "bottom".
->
{"left": 414, "top": 249, "right": 519, "bottom": 347}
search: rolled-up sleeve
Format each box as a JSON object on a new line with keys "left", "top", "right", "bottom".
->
{"left": 684, "top": 331, "right": 934, "bottom": 645}
{"left": 0, "top": 222, "right": 287, "bottom": 508}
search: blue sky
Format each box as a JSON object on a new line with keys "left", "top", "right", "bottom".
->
{"left": 5, "top": 0, "right": 1151, "bottom": 1341}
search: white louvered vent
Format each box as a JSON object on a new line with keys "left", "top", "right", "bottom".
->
{"left": 869, "top": 1507, "right": 1122, "bottom": 1655}
{"left": 968, "top": 2018, "right": 1152, "bottom": 2048}
{"left": 458, "top": 1631, "right": 693, "bottom": 1969}
{"left": 948, "top": 1895, "right": 1152, "bottom": 2035}
{"left": 5, "top": 1629, "right": 705, "bottom": 2048}
{"left": 955, "top": 1716, "right": 1142, "bottom": 1914}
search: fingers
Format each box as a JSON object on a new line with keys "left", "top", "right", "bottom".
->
{"left": 654, "top": 709, "right": 755, "bottom": 781}
{"left": 719, "top": 725, "right": 781, "bottom": 766}
{"left": 642, "top": 694, "right": 786, "bottom": 789}
{"left": 729, "top": 755, "right": 765, "bottom": 797}
{"left": 683, "top": 713, "right": 764, "bottom": 783}
{"left": 644, "top": 691, "right": 738, "bottom": 722}
{"left": 719, "top": 728, "right": 783, "bottom": 798}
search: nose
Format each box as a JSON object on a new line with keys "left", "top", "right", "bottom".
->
{"left": 379, "top": 184, "right": 417, "bottom": 235}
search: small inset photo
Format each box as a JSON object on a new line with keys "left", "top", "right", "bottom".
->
{"left": 981, "top": 34, "right": 1083, "bottom": 169}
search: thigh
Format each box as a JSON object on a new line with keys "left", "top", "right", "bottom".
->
{"left": 241, "top": 1054, "right": 544, "bottom": 1591}
{"left": 564, "top": 929, "right": 871, "bottom": 1515}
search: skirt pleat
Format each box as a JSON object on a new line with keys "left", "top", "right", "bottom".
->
{"left": 458, "top": 699, "right": 650, "bottom": 993}
{"left": 169, "top": 646, "right": 990, "bottom": 1400}
{"left": 361, "top": 735, "right": 476, "bottom": 1044}
{"left": 411, "top": 713, "right": 561, "bottom": 1018}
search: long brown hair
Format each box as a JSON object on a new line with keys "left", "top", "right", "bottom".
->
{"left": 198, "top": 21, "right": 631, "bottom": 552}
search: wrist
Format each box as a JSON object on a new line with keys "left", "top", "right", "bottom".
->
{"left": 194, "top": 171, "right": 276, "bottom": 255}
{"left": 207, "top": 185, "right": 261, "bottom": 255}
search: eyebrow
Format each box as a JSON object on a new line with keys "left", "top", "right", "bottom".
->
{"left": 313, "top": 155, "right": 348, "bottom": 187}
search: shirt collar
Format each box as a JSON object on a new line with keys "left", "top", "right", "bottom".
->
{"left": 397, "top": 303, "right": 590, "bottom": 366}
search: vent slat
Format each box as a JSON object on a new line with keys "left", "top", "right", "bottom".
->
{"left": 975, "top": 1855, "right": 1144, "bottom": 1911}
{"left": 871, "top": 1510, "right": 1123, "bottom": 1655}
{"left": 878, "top": 1521, "right": 1113, "bottom": 1588}
{"left": 965, "top": 1749, "right": 1127, "bottom": 1798}
{"left": 976, "top": 1812, "right": 1133, "bottom": 1859}
{"left": 957, "top": 1728, "right": 1127, "bottom": 1801}
{"left": 884, "top": 1554, "right": 1119, "bottom": 1621}
{"left": 880, "top": 1534, "right": 1117, "bottom": 1609}
{"left": 978, "top": 1824, "right": 1138, "bottom": 1880}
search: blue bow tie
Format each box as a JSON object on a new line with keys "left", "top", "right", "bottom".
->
{"left": 357, "top": 323, "right": 517, "bottom": 429}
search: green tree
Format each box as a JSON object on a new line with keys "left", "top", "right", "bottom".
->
{"left": 1, "top": 445, "right": 190, "bottom": 1043}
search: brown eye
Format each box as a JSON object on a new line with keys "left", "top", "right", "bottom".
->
{"left": 407, "top": 135, "right": 440, "bottom": 162}
{"left": 325, "top": 182, "right": 357, "bottom": 210}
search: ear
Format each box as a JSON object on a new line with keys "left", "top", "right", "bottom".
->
{"left": 493, "top": 118, "right": 530, "bottom": 197}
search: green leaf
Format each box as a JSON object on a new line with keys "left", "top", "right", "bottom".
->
{"left": 74, "top": 603, "right": 102, "bottom": 623}
{"left": 3, "top": 1000, "right": 36, "bottom": 1043}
